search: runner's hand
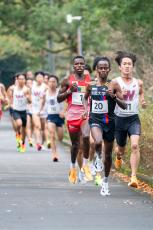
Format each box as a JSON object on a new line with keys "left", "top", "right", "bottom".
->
{"left": 122, "top": 88, "right": 128, "bottom": 96}
{"left": 106, "top": 88, "right": 116, "bottom": 98}
{"left": 70, "top": 83, "right": 78, "bottom": 92}
{"left": 81, "top": 111, "right": 88, "bottom": 120}
{"left": 141, "top": 99, "right": 147, "bottom": 109}
{"left": 59, "top": 112, "right": 65, "bottom": 118}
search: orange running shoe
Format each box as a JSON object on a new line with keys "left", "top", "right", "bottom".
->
{"left": 16, "top": 133, "right": 22, "bottom": 148}
{"left": 114, "top": 157, "right": 122, "bottom": 169}
{"left": 68, "top": 168, "right": 77, "bottom": 184}
{"left": 128, "top": 176, "right": 138, "bottom": 188}
{"left": 82, "top": 164, "right": 93, "bottom": 181}
{"left": 20, "top": 144, "right": 26, "bottom": 153}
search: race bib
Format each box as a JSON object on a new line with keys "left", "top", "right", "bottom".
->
{"left": 72, "top": 92, "right": 84, "bottom": 105}
{"left": 17, "top": 99, "right": 26, "bottom": 107}
{"left": 121, "top": 103, "right": 135, "bottom": 114}
{"left": 92, "top": 100, "right": 108, "bottom": 114}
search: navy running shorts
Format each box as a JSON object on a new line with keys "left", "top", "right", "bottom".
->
{"left": 47, "top": 114, "right": 65, "bottom": 127}
{"left": 115, "top": 114, "right": 141, "bottom": 147}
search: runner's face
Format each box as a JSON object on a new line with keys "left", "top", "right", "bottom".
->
{"left": 49, "top": 78, "right": 57, "bottom": 89}
{"left": 18, "top": 75, "right": 26, "bottom": 86}
{"left": 36, "top": 74, "right": 44, "bottom": 84}
{"left": 119, "top": 57, "right": 133, "bottom": 75}
{"left": 73, "top": 58, "right": 85, "bottom": 74}
{"left": 26, "top": 79, "right": 33, "bottom": 88}
{"left": 26, "top": 71, "right": 33, "bottom": 79}
{"left": 96, "top": 60, "right": 110, "bottom": 79}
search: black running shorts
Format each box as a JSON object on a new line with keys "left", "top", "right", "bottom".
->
{"left": 89, "top": 118, "right": 115, "bottom": 142}
{"left": 12, "top": 110, "right": 27, "bottom": 127}
{"left": 115, "top": 114, "right": 141, "bottom": 147}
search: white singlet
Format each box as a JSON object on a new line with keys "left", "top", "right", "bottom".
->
{"left": 12, "top": 86, "right": 27, "bottom": 111}
{"left": 115, "top": 77, "right": 139, "bottom": 117}
{"left": 31, "top": 82, "right": 46, "bottom": 114}
{"left": 46, "top": 89, "right": 64, "bottom": 115}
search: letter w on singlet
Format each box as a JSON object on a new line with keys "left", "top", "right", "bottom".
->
{"left": 124, "top": 90, "right": 135, "bottom": 101}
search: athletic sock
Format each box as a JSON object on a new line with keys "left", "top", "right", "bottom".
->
{"left": 71, "top": 163, "right": 76, "bottom": 169}
{"left": 104, "top": 177, "right": 108, "bottom": 183}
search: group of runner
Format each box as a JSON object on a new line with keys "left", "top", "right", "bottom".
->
{"left": 0, "top": 51, "right": 147, "bottom": 196}
{"left": 1, "top": 71, "right": 65, "bottom": 162}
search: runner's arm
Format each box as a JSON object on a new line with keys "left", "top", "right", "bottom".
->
{"left": 111, "top": 81, "right": 127, "bottom": 110}
{"left": 83, "top": 84, "right": 91, "bottom": 113}
{"left": 0, "top": 85, "right": 5, "bottom": 102}
{"left": 25, "top": 88, "right": 31, "bottom": 103}
{"left": 39, "top": 93, "right": 46, "bottom": 114}
{"left": 139, "top": 80, "right": 147, "bottom": 108}
{"left": 7, "top": 85, "right": 14, "bottom": 107}
{"left": 0, "top": 84, "right": 8, "bottom": 104}
{"left": 57, "top": 78, "right": 69, "bottom": 103}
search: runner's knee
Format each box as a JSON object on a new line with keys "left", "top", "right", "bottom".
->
{"left": 131, "top": 143, "right": 139, "bottom": 151}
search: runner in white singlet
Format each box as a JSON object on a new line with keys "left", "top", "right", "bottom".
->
{"left": 114, "top": 51, "right": 147, "bottom": 188}
{"left": 46, "top": 75, "right": 65, "bottom": 162}
{"left": 9, "top": 73, "right": 31, "bottom": 153}
{"left": 31, "top": 71, "right": 47, "bottom": 151}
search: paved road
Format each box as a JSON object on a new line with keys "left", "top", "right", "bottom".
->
{"left": 0, "top": 114, "right": 153, "bottom": 230}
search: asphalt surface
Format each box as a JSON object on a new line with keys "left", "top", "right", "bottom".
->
{"left": 0, "top": 113, "right": 153, "bottom": 230}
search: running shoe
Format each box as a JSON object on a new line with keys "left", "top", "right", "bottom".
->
{"left": 78, "top": 170, "right": 87, "bottom": 184}
{"left": 52, "top": 152, "right": 59, "bottom": 162}
{"left": 28, "top": 138, "right": 33, "bottom": 147}
{"left": 128, "top": 176, "right": 138, "bottom": 188}
{"left": 19, "top": 144, "right": 26, "bottom": 153}
{"left": 36, "top": 143, "right": 42, "bottom": 151}
{"left": 114, "top": 157, "right": 123, "bottom": 169}
{"left": 53, "top": 157, "right": 59, "bottom": 162}
{"left": 68, "top": 168, "right": 77, "bottom": 184}
{"left": 82, "top": 164, "right": 93, "bottom": 181}
{"left": 100, "top": 181, "right": 110, "bottom": 196}
{"left": 41, "top": 145, "right": 47, "bottom": 151}
{"left": 89, "top": 161, "right": 96, "bottom": 176}
{"left": 47, "top": 140, "right": 51, "bottom": 149}
{"left": 95, "top": 156, "right": 104, "bottom": 172}
{"left": 95, "top": 174, "right": 102, "bottom": 186}
{"left": 16, "top": 134, "right": 22, "bottom": 148}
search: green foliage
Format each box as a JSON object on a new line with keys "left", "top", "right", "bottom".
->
{"left": 0, "top": 0, "right": 153, "bottom": 74}
{"left": 120, "top": 104, "right": 153, "bottom": 177}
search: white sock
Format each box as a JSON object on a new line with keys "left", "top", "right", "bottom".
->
{"left": 104, "top": 177, "right": 108, "bottom": 183}
{"left": 96, "top": 152, "right": 101, "bottom": 159}
{"left": 71, "top": 163, "right": 76, "bottom": 169}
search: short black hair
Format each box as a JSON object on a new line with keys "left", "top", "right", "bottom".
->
{"left": 26, "top": 77, "right": 33, "bottom": 81}
{"left": 115, "top": 51, "right": 136, "bottom": 66}
{"left": 34, "top": 71, "right": 45, "bottom": 77}
{"left": 93, "top": 56, "right": 111, "bottom": 70}
{"left": 44, "top": 72, "right": 50, "bottom": 77}
{"left": 85, "top": 64, "right": 92, "bottom": 74}
{"left": 16, "top": 73, "right": 26, "bottom": 79}
{"left": 73, "top": 55, "right": 85, "bottom": 63}
{"left": 49, "top": 74, "right": 59, "bottom": 84}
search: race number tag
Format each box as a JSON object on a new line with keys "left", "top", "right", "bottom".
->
{"left": 121, "top": 103, "right": 135, "bottom": 114}
{"left": 92, "top": 100, "right": 108, "bottom": 114}
{"left": 72, "top": 92, "right": 84, "bottom": 105}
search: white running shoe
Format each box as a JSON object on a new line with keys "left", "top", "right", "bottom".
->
{"left": 95, "top": 157, "right": 104, "bottom": 172}
{"left": 78, "top": 170, "right": 87, "bottom": 184}
{"left": 41, "top": 145, "right": 47, "bottom": 151}
{"left": 100, "top": 181, "right": 110, "bottom": 196}
{"left": 89, "top": 162, "right": 96, "bottom": 176}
